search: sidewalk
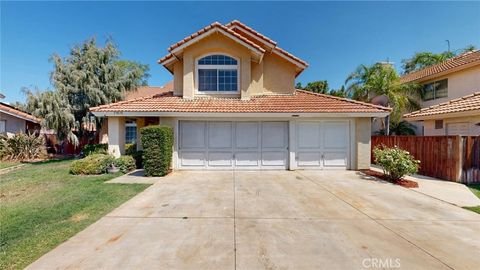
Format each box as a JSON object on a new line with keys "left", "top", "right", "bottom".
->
{"left": 370, "top": 166, "right": 480, "bottom": 207}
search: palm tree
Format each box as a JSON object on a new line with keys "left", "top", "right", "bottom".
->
{"left": 345, "top": 63, "right": 420, "bottom": 122}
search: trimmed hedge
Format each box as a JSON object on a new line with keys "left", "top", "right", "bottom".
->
{"left": 114, "top": 155, "right": 136, "bottom": 173}
{"left": 82, "top": 143, "right": 108, "bottom": 156}
{"left": 140, "top": 125, "right": 173, "bottom": 176}
{"left": 70, "top": 154, "right": 114, "bottom": 175}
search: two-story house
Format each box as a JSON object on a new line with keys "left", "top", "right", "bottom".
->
{"left": 91, "top": 21, "right": 390, "bottom": 171}
{"left": 402, "top": 50, "right": 480, "bottom": 136}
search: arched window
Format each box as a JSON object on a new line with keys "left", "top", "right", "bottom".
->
{"left": 197, "top": 54, "right": 238, "bottom": 92}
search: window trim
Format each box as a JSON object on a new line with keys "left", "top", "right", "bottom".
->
{"left": 195, "top": 53, "right": 240, "bottom": 95}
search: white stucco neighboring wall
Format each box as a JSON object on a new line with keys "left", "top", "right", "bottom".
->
{"left": 420, "top": 65, "right": 480, "bottom": 108}
{"left": 423, "top": 115, "right": 480, "bottom": 136}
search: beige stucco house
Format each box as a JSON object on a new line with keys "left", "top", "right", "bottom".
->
{"left": 91, "top": 21, "right": 390, "bottom": 171}
{"left": 0, "top": 101, "right": 40, "bottom": 137}
{"left": 402, "top": 50, "right": 480, "bottom": 136}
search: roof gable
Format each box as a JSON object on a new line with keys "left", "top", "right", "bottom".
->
{"left": 158, "top": 21, "right": 308, "bottom": 74}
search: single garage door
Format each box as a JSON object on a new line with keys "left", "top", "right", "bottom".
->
{"left": 296, "top": 120, "right": 350, "bottom": 169}
{"left": 179, "top": 121, "right": 288, "bottom": 169}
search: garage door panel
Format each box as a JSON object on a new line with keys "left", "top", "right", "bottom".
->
{"left": 262, "top": 122, "right": 287, "bottom": 149}
{"left": 207, "top": 152, "right": 233, "bottom": 167}
{"left": 297, "top": 122, "right": 321, "bottom": 149}
{"left": 262, "top": 151, "right": 287, "bottom": 166}
{"left": 323, "top": 122, "right": 348, "bottom": 150}
{"left": 235, "top": 122, "right": 258, "bottom": 149}
{"left": 297, "top": 152, "right": 321, "bottom": 166}
{"left": 235, "top": 152, "right": 259, "bottom": 166}
{"left": 208, "top": 122, "right": 232, "bottom": 148}
{"left": 181, "top": 122, "right": 206, "bottom": 149}
{"left": 323, "top": 152, "right": 347, "bottom": 167}
{"left": 180, "top": 152, "right": 206, "bottom": 167}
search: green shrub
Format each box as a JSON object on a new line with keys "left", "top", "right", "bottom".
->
{"left": 140, "top": 125, "right": 173, "bottom": 176}
{"left": 0, "top": 133, "right": 47, "bottom": 161}
{"left": 125, "top": 143, "right": 136, "bottom": 155}
{"left": 70, "top": 154, "right": 114, "bottom": 175}
{"left": 373, "top": 145, "right": 420, "bottom": 181}
{"left": 114, "top": 155, "right": 136, "bottom": 173}
{"left": 82, "top": 143, "right": 108, "bottom": 156}
{"left": 125, "top": 144, "right": 143, "bottom": 168}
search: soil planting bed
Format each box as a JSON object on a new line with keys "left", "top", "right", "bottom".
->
{"left": 360, "top": 169, "right": 419, "bottom": 188}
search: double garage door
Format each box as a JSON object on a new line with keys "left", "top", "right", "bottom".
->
{"left": 179, "top": 121, "right": 288, "bottom": 169}
{"left": 178, "top": 120, "right": 350, "bottom": 170}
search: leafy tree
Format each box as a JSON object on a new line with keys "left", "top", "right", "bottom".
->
{"left": 402, "top": 45, "right": 476, "bottom": 74}
{"left": 24, "top": 37, "right": 149, "bottom": 145}
{"left": 297, "top": 80, "right": 329, "bottom": 94}
{"left": 328, "top": 85, "right": 347, "bottom": 98}
{"left": 345, "top": 63, "right": 420, "bottom": 121}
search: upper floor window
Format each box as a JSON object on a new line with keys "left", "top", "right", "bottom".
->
{"left": 422, "top": 79, "right": 448, "bottom": 101}
{"left": 197, "top": 54, "right": 238, "bottom": 92}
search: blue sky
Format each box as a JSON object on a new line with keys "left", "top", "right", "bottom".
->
{"left": 1, "top": 1, "right": 479, "bottom": 103}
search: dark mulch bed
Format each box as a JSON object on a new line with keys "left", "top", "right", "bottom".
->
{"left": 360, "top": 169, "right": 419, "bottom": 188}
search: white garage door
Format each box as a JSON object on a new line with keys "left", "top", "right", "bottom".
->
{"left": 296, "top": 120, "right": 350, "bottom": 169}
{"left": 446, "top": 122, "right": 469, "bottom": 135}
{"left": 179, "top": 121, "right": 288, "bottom": 169}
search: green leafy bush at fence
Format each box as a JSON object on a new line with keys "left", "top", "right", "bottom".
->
{"left": 125, "top": 144, "right": 143, "bottom": 168}
{"left": 0, "top": 133, "right": 47, "bottom": 161}
{"left": 82, "top": 143, "right": 108, "bottom": 156}
{"left": 373, "top": 145, "right": 420, "bottom": 181}
{"left": 114, "top": 155, "right": 136, "bottom": 173}
{"left": 70, "top": 154, "right": 114, "bottom": 175}
{"left": 140, "top": 125, "right": 173, "bottom": 176}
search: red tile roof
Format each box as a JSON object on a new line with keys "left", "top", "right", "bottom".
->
{"left": 0, "top": 102, "right": 40, "bottom": 123}
{"left": 400, "top": 50, "right": 480, "bottom": 83}
{"left": 226, "top": 20, "right": 278, "bottom": 47}
{"left": 404, "top": 91, "right": 480, "bottom": 119}
{"left": 91, "top": 90, "right": 390, "bottom": 114}
{"left": 125, "top": 82, "right": 173, "bottom": 100}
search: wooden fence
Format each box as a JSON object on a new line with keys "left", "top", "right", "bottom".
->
{"left": 371, "top": 136, "right": 480, "bottom": 183}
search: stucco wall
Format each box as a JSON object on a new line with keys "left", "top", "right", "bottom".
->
{"left": 423, "top": 116, "right": 480, "bottom": 136}
{"left": 0, "top": 112, "right": 26, "bottom": 136}
{"left": 107, "top": 117, "right": 125, "bottom": 158}
{"left": 355, "top": 118, "right": 372, "bottom": 170}
{"left": 421, "top": 65, "right": 480, "bottom": 108}
{"left": 173, "top": 62, "right": 183, "bottom": 96}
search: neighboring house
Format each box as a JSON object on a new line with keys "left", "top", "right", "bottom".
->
{"left": 401, "top": 50, "right": 480, "bottom": 135}
{"left": 0, "top": 102, "right": 41, "bottom": 137}
{"left": 91, "top": 20, "right": 390, "bottom": 170}
{"left": 404, "top": 92, "right": 480, "bottom": 135}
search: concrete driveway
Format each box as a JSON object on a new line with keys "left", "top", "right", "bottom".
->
{"left": 28, "top": 170, "right": 480, "bottom": 269}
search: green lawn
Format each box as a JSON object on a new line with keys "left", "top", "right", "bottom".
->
{"left": 0, "top": 161, "right": 21, "bottom": 170}
{"left": 464, "top": 184, "right": 480, "bottom": 214}
{"left": 0, "top": 159, "right": 150, "bottom": 270}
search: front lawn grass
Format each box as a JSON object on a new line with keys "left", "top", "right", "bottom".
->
{"left": 464, "top": 184, "right": 480, "bottom": 214}
{"left": 0, "top": 159, "right": 150, "bottom": 270}
{"left": 0, "top": 161, "right": 21, "bottom": 170}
